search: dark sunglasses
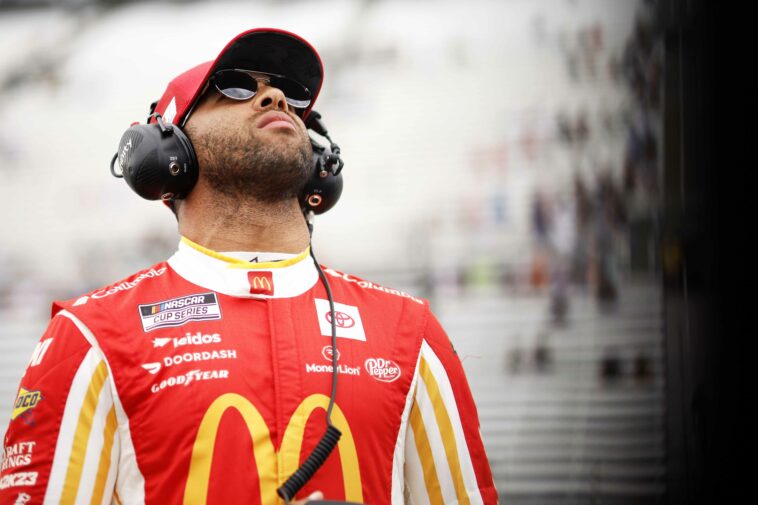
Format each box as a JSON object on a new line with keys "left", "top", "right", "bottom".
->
{"left": 212, "top": 69, "right": 311, "bottom": 111}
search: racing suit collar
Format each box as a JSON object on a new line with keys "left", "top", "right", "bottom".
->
{"left": 167, "top": 236, "right": 319, "bottom": 299}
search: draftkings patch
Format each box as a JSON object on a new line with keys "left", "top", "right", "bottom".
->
{"left": 138, "top": 292, "right": 222, "bottom": 332}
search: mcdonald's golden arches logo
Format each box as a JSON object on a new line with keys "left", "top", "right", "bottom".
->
{"left": 184, "top": 393, "right": 363, "bottom": 505}
{"left": 248, "top": 271, "right": 274, "bottom": 296}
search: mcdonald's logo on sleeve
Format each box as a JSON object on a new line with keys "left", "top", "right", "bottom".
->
{"left": 248, "top": 271, "right": 274, "bottom": 296}
{"left": 184, "top": 393, "right": 363, "bottom": 505}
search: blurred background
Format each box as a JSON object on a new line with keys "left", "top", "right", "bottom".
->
{"left": 0, "top": 0, "right": 735, "bottom": 503}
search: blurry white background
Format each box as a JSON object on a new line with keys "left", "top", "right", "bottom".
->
{"left": 1, "top": 1, "right": 666, "bottom": 503}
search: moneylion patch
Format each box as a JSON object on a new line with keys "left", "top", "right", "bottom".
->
{"left": 12, "top": 388, "right": 42, "bottom": 421}
{"left": 138, "top": 292, "right": 222, "bottom": 332}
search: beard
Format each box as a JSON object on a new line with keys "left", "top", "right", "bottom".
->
{"left": 185, "top": 121, "right": 311, "bottom": 203}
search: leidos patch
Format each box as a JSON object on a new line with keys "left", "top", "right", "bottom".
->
{"left": 12, "top": 388, "right": 42, "bottom": 421}
{"left": 138, "top": 292, "right": 222, "bottom": 332}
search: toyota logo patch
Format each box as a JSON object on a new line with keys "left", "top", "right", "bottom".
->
{"left": 314, "top": 299, "right": 366, "bottom": 341}
{"left": 325, "top": 310, "right": 355, "bottom": 328}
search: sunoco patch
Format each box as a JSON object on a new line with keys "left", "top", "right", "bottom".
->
{"left": 138, "top": 292, "right": 222, "bottom": 332}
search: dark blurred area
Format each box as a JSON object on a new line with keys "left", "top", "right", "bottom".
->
{"left": 659, "top": 0, "right": 751, "bottom": 503}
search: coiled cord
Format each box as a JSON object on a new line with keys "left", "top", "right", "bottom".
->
{"left": 276, "top": 218, "right": 342, "bottom": 503}
{"left": 277, "top": 425, "right": 342, "bottom": 502}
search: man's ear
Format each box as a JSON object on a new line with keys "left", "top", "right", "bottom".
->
{"left": 164, "top": 199, "right": 182, "bottom": 222}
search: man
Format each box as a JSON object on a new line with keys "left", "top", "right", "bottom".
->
{"left": 0, "top": 28, "right": 497, "bottom": 504}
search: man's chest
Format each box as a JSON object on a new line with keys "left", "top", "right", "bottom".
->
{"left": 94, "top": 293, "right": 415, "bottom": 503}
{"left": 111, "top": 294, "right": 406, "bottom": 411}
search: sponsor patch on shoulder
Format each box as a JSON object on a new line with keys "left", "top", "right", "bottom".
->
{"left": 73, "top": 267, "right": 167, "bottom": 306}
{"left": 12, "top": 388, "right": 42, "bottom": 421}
{"left": 138, "top": 292, "right": 221, "bottom": 332}
{"left": 314, "top": 299, "right": 366, "bottom": 341}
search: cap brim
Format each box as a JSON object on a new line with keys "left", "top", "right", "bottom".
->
{"left": 213, "top": 29, "right": 323, "bottom": 102}
{"left": 152, "top": 28, "right": 323, "bottom": 126}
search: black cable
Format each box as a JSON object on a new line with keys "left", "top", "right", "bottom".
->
{"left": 276, "top": 215, "right": 342, "bottom": 503}
{"left": 310, "top": 246, "right": 339, "bottom": 425}
{"left": 277, "top": 425, "right": 342, "bottom": 502}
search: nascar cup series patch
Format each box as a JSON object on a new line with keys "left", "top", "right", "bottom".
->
{"left": 138, "top": 292, "right": 222, "bottom": 332}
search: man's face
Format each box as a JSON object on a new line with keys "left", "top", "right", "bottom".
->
{"left": 183, "top": 77, "right": 312, "bottom": 203}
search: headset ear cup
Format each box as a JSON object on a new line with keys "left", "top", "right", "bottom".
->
{"left": 301, "top": 170, "right": 343, "bottom": 215}
{"left": 116, "top": 122, "right": 198, "bottom": 200}
{"left": 301, "top": 141, "right": 343, "bottom": 214}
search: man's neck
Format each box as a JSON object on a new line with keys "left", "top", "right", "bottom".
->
{"left": 177, "top": 184, "right": 310, "bottom": 254}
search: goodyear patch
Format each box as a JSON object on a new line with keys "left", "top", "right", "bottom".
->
{"left": 12, "top": 388, "right": 42, "bottom": 421}
{"left": 138, "top": 292, "right": 222, "bottom": 332}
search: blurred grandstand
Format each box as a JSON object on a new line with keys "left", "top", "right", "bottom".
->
{"left": 0, "top": 0, "right": 720, "bottom": 503}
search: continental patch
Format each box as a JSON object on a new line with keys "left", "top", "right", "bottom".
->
{"left": 138, "top": 292, "right": 222, "bottom": 332}
{"left": 11, "top": 389, "right": 42, "bottom": 421}
{"left": 73, "top": 267, "right": 167, "bottom": 306}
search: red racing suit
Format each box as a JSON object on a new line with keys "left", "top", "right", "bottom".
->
{"left": 1, "top": 237, "right": 497, "bottom": 504}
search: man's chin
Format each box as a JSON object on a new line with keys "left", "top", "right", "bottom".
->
{"left": 195, "top": 126, "right": 311, "bottom": 202}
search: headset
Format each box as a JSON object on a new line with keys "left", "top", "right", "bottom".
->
{"left": 109, "top": 108, "right": 344, "bottom": 215}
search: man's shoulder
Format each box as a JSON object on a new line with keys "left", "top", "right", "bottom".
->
{"left": 55, "top": 261, "right": 172, "bottom": 314}
{"left": 320, "top": 265, "right": 427, "bottom": 307}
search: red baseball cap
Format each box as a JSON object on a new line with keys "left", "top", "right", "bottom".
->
{"left": 149, "top": 28, "right": 323, "bottom": 126}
